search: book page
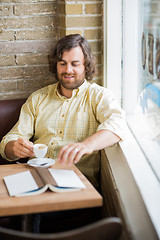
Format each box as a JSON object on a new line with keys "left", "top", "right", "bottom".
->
{"left": 48, "top": 169, "right": 86, "bottom": 189}
{"left": 4, "top": 171, "right": 39, "bottom": 196}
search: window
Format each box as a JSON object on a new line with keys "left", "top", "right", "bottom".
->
{"left": 104, "top": 0, "right": 160, "bottom": 237}
{"left": 105, "top": 0, "right": 160, "bottom": 182}
{"left": 122, "top": 0, "right": 160, "bottom": 182}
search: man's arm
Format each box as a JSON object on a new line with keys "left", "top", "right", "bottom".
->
{"left": 57, "top": 129, "right": 120, "bottom": 165}
{"left": 1, "top": 94, "right": 37, "bottom": 161}
{"left": 5, "top": 138, "right": 34, "bottom": 160}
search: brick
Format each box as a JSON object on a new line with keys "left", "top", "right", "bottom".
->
{"left": 0, "top": 30, "right": 14, "bottom": 41}
{"left": 66, "top": 16, "right": 102, "bottom": 28}
{"left": 0, "top": 92, "right": 29, "bottom": 101}
{"left": 0, "top": 16, "right": 58, "bottom": 29}
{"left": 0, "top": 5, "right": 13, "bottom": 16}
{"left": 84, "top": 29, "right": 102, "bottom": 40}
{"left": 66, "top": 4, "right": 83, "bottom": 15}
{"left": 65, "top": 29, "right": 82, "bottom": 36}
{"left": 0, "top": 55, "right": 15, "bottom": 66}
{"left": 85, "top": 4, "right": 102, "bottom": 14}
{"left": 0, "top": 76, "right": 56, "bottom": 100}
{"left": 95, "top": 65, "right": 103, "bottom": 77}
{"left": 0, "top": 66, "right": 53, "bottom": 80}
{"left": 94, "top": 53, "right": 102, "bottom": 65}
{"left": 16, "top": 77, "right": 56, "bottom": 92}
{"left": 14, "top": 3, "right": 57, "bottom": 16}
{"left": 0, "top": 80, "right": 17, "bottom": 93}
{"left": 90, "top": 41, "right": 103, "bottom": 53}
{"left": 16, "top": 29, "right": 57, "bottom": 40}
{"left": 16, "top": 54, "right": 48, "bottom": 65}
{"left": 0, "top": 40, "right": 57, "bottom": 54}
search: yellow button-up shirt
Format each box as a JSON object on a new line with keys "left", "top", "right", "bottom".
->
{"left": 0, "top": 80, "right": 125, "bottom": 187}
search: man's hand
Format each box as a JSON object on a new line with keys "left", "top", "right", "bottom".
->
{"left": 57, "top": 129, "right": 120, "bottom": 165}
{"left": 57, "top": 142, "right": 93, "bottom": 165}
{"left": 5, "top": 138, "right": 34, "bottom": 160}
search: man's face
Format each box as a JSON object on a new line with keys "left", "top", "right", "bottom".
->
{"left": 57, "top": 46, "right": 85, "bottom": 90}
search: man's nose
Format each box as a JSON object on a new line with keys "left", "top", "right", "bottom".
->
{"left": 65, "top": 63, "right": 73, "bottom": 73}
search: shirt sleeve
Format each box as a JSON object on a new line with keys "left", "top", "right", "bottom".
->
{"left": 0, "top": 95, "right": 36, "bottom": 160}
{"left": 91, "top": 85, "right": 127, "bottom": 140}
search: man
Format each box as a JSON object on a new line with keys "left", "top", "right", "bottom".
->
{"left": 0, "top": 34, "right": 125, "bottom": 189}
{"left": 0, "top": 34, "right": 126, "bottom": 232}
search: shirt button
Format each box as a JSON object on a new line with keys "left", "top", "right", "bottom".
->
{"left": 59, "top": 131, "right": 62, "bottom": 134}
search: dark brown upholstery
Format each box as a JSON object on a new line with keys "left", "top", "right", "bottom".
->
{"left": 0, "top": 99, "right": 26, "bottom": 164}
{"left": 0, "top": 217, "right": 122, "bottom": 240}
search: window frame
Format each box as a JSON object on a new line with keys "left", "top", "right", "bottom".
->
{"left": 103, "top": 0, "right": 122, "bottom": 104}
{"left": 104, "top": 0, "right": 160, "bottom": 238}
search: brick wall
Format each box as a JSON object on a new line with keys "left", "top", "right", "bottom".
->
{"left": 0, "top": 0, "right": 103, "bottom": 100}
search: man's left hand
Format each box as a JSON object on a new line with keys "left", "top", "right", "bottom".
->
{"left": 57, "top": 142, "right": 93, "bottom": 165}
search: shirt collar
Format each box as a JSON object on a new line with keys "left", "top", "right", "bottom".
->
{"left": 55, "top": 80, "right": 88, "bottom": 100}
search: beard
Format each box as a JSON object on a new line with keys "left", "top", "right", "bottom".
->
{"left": 57, "top": 72, "right": 85, "bottom": 90}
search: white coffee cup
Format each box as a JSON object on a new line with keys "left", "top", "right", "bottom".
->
{"left": 33, "top": 144, "right": 48, "bottom": 159}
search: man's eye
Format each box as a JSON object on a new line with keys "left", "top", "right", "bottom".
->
{"left": 60, "top": 62, "right": 66, "bottom": 66}
{"left": 72, "top": 63, "right": 79, "bottom": 67}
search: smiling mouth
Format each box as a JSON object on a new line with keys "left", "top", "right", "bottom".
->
{"left": 63, "top": 75, "right": 74, "bottom": 79}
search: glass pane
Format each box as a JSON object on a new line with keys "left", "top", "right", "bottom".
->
{"left": 126, "top": 0, "right": 160, "bottom": 182}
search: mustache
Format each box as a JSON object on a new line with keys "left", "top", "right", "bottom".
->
{"left": 61, "top": 73, "right": 75, "bottom": 76}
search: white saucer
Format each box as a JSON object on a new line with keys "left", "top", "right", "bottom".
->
{"left": 27, "top": 158, "right": 55, "bottom": 168}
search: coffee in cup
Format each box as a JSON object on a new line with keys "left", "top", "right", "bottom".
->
{"left": 33, "top": 144, "right": 48, "bottom": 159}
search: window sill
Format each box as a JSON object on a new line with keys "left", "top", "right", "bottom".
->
{"left": 119, "top": 129, "right": 160, "bottom": 238}
{"left": 103, "top": 128, "right": 160, "bottom": 239}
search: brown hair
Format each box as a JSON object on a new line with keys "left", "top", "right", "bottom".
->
{"left": 49, "top": 34, "right": 96, "bottom": 81}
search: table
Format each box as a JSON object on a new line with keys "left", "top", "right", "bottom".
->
{"left": 0, "top": 162, "right": 102, "bottom": 217}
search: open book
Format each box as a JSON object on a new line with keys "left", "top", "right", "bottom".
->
{"left": 3, "top": 168, "right": 86, "bottom": 197}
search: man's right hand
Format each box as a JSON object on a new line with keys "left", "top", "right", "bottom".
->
{"left": 5, "top": 138, "right": 34, "bottom": 160}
